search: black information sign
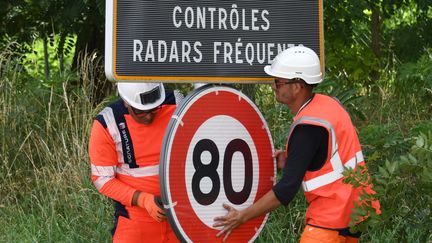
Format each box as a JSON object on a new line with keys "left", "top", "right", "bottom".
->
{"left": 105, "top": 1, "right": 324, "bottom": 83}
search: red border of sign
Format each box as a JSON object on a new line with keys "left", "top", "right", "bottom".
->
{"left": 165, "top": 87, "right": 275, "bottom": 242}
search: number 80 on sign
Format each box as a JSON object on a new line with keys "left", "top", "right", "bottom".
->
{"left": 160, "top": 85, "right": 275, "bottom": 243}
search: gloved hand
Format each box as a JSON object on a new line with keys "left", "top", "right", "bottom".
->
{"left": 137, "top": 192, "right": 166, "bottom": 222}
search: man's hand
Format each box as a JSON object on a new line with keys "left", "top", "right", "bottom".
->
{"left": 213, "top": 203, "right": 246, "bottom": 242}
{"left": 273, "top": 149, "right": 286, "bottom": 170}
{"left": 136, "top": 192, "right": 166, "bottom": 222}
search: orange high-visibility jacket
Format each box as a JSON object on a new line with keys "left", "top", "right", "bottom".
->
{"left": 286, "top": 94, "right": 380, "bottom": 229}
{"left": 89, "top": 89, "right": 179, "bottom": 221}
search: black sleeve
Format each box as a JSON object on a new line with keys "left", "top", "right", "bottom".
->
{"left": 163, "top": 89, "right": 184, "bottom": 105}
{"left": 162, "top": 89, "right": 176, "bottom": 105}
{"left": 272, "top": 124, "right": 328, "bottom": 205}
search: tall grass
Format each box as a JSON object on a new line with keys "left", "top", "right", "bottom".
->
{"left": 0, "top": 47, "right": 112, "bottom": 242}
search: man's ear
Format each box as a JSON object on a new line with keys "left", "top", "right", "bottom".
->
{"left": 293, "top": 82, "right": 303, "bottom": 94}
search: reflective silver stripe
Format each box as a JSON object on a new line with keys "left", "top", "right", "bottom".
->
{"left": 302, "top": 150, "right": 364, "bottom": 192}
{"left": 94, "top": 176, "right": 114, "bottom": 190}
{"left": 91, "top": 164, "right": 116, "bottom": 177}
{"left": 117, "top": 164, "right": 159, "bottom": 177}
{"left": 289, "top": 116, "right": 343, "bottom": 171}
{"left": 91, "top": 165, "right": 116, "bottom": 190}
{"left": 345, "top": 151, "right": 364, "bottom": 169}
{"left": 99, "top": 107, "right": 124, "bottom": 163}
{"left": 330, "top": 152, "right": 344, "bottom": 172}
{"left": 291, "top": 116, "right": 364, "bottom": 192}
{"left": 173, "top": 90, "right": 184, "bottom": 105}
{"left": 289, "top": 116, "right": 339, "bottom": 159}
{"left": 302, "top": 170, "right": 343, "bottom": 192}
{"left": 92, "top": 164, "right": 159, "bottom": 190}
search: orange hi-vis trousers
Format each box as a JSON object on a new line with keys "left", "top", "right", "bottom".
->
{"left": 300, "top": 225, "right": 360, "bottom": 243}
{"left": 113, "top": 216, "right": 179, "bottom": 243}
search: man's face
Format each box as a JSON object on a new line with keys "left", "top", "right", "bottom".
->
{"left": 126, "top": 103, "right": 161, "bottom": 125}
{"left": 271, "top": 78, "right": 301, "bottom": 105}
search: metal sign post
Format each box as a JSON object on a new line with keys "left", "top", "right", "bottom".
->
{"left": 105, "top": 1, "right": 324, "bottom": 83}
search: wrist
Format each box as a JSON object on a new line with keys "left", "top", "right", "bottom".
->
{"left": 132, "top": 191, "right": 141, "bottom": 206}
{"left": 136, "top": 191, "right": 152, "bottom": 208}
{"left": 239, "top": 209, "right": 249, "bottom": 224}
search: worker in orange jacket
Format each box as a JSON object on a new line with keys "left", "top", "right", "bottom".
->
{"left": 89, "top": 82, "right": 183, "bottom": 243}
{"left": 213, "top": 46, "right": 381, "bottom": 243}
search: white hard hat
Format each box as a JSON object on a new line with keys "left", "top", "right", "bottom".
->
{"left": 264, "top": 46, "right": 322, "bottom": 84}
{"left": 117, "top": 82, "right": 165, "bottom": 110}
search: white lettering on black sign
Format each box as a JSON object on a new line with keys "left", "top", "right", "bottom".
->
{"left": 110, "top": 1, "right": 322, "bottom": 80}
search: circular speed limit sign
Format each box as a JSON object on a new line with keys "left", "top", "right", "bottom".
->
{"left": 160, "top": 85, "right": 275, "bottom": 242}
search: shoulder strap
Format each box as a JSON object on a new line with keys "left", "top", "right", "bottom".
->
{"left": 95, "top": 100, "right": 138, "bottom": 168}
{"left": 163, "top": 88, "right": 184, "bottom": 105}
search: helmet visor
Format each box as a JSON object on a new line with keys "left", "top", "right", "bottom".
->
{"left": 139, "top": 86, "right": 161, "bottom": 105}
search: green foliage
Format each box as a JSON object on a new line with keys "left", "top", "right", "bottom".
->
{"left": 395, "top": 50, "right": 432, "bottom": 100}
{"left": 411, "top": 120, "right": 432, "bottom": 136}
{"left": 383, "top": 0, "right": 432, "bottom": 62}
{"left": 21, "top": 34, "right": 77, "bottom": 82}
{"left": 324, "top": 0, "right": 379, "bottom": 87}
{"left": 343, "top": 130, "right": 432, "bottom": 242}
{"left": 358, "top": 50, "right": 432, "bottom": 129}
{"left": 257, "top": 195, "right": 307, "bottom": 243}
{"left": 254, "top": 84, "right": 293, "bottom": 149}
{"left": 316, "top": 80, "right": 367, "bottom": 121}
{"left": 0, "top": 51, "right": 113, "bottom": 242}
{"left": 359, "top": 123, "right": 408, "bottom": 163}
{"left": 324, "top": 0, "right": 432, "bottom": 93}
{"left": 342, "top": 165, "right": 381, "bottom": 232}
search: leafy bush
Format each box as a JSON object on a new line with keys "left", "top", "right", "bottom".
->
{"left": 359, "top": 123, "right": 409, "bottom": 165}
{"left": 344, "top": 130, "right": 432, "bottom": 242}
{"left": 395, "top": 50, "right": 432, "bottom": 100}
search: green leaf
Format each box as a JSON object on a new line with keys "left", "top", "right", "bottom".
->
{"left": 421, "top": 168, "right": 432, "bottom": 183}
{"left": 408, "top": 153, "right": 418, "bottom": 163}
{"left": 379, "top": 166, "right": 390, "bottom": 178}
{"left": 416, "top": 136, "right": 425, "bottom": 148}
{"left": 386, "top": 161, "right": 398, "bottom": 174}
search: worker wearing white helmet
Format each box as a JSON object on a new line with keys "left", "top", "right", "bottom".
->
{"left": 117, "top": 82, "right": 166, "bottom": 125}
{"left": 264, "top": 45, "right": 322, "bottom": 85}
{"left": 89, "top": 82, "right": 183, "bottom": 242}
{"left": 214, "top": 46, "right": 380, "bottom": 243}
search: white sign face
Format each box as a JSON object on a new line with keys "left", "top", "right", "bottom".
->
{"left": 160, "top": 85, "right": 276, "bottom": 242}
{"left": 105, "top": 1, "right": 324, "bottom": 82}
{"left": 185, "top": 115, "right": 259, "bottom": 228}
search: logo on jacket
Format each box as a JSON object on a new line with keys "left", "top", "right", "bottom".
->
{"left": 119, "top": 122, "right": 133, "bottom": 164}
